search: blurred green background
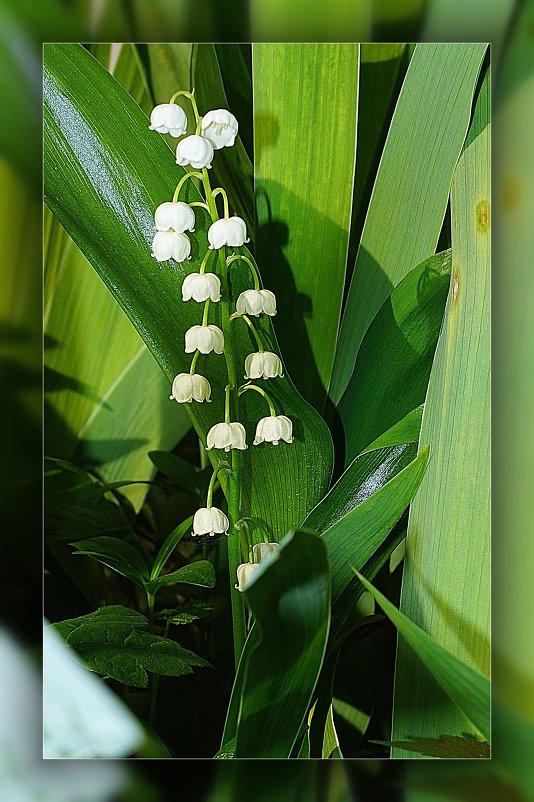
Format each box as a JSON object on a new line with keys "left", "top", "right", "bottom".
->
{"left": 0, "top": 0, "right": 531, "bottom": 798}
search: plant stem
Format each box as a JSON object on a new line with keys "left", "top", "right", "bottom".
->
{"left": 240, "top": 314, "right": 264, "bottom": 352}
{"left": 201, "top": 167, "right": 246, "bottom": 670}
{"left": 239, "top": 383, "right": 277, "bottom": 416}
{"left": 226, "top": 254, "right": 261, "bottom": 290}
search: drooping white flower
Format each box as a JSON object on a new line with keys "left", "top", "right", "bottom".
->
{"left": 182, "top": 272, "right": 221, "bottom": 303}
{"left": 254, "top": 415, "right": 293, "bottom": 446}
{"left": 170, "top": 373, "right": 211, "bottom": 403}
{"left": 184, "top": 325, "right": 224, "bottom": 355}
{"left": 208, "top": 216, "right": 249, "bottom": 249}
{"left": 192, "top": 507, "right": 229, "bottom": 539}
{"left": 148, "top": 103, "right": 188, "bottom": 137}
{"left": 151, "top": 231, "right": 191, "bottom": 263}
{"left": 236, "top": 289, "right": 277, "bottom": 317}
{"left": 176, "top": 135, "right": 214, "bottom": 169}
{"left": 244, "top": 352, "right": 284, "bottom": 380}
{"left": 201, "top": 109, "right": 239, "bottom": 149}
{"left": 253, "top": 542, "right": 280, "bottom": 563}
{"left": 235, "top": 562, "right": 260, "bottom": 592}
{"left": 206, "top": 422, "right": 247, "bottom": 452}
{"left": 155, "top": 202, "right": 195, "bottom": 233}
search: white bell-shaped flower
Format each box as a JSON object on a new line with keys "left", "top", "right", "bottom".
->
{"left": 170, "top": 373, "right": 211, "bottom": 403}
{"left": 184, "top": 325, "right": 224, "bottom": 355}
{"left": 208, "top": 216, "right": 249, "bottom": 249}
{"left": 244, "top": 352, "right": 284, "bottom": 380}
{"left": 254, "top": 415, "right": 293, "bottom": 446}
{"left": 201, "top": 109, "right": 239, "bottom": 150}
{"left": 176, "top": 135, "right": 214, "bottom": 169}
{"left": 236, "top": 289, "right": 277, "bottom": 317}
{"left": 192, "top": 506, "right": 229, "bottom": 539}
{"left": 151, "top": 231, "right": 191, "bottom": 263}
{"left": 148, "top": 103, "right": 188, "bottom": 137}
{"left": 182, "top": 272, "right": 221, "bottom": 303}
{"left": 206, "top": 422, "right": 247, "bottom": 452}
{"left": 235, "top": 562, "right": 260, "bottom": 592}
{"left": 155, "top": 202, "right": 195, "bottom": 233}
{"left": 253, "top": 542, "right": 280, "bottom": 563}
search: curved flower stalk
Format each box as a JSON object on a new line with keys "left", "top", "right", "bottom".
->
{"left": 148, "top": 88, "right": 292, "bottom": 666}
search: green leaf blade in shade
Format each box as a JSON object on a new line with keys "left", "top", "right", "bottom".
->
{"left": 338, "top": 250, "right": 450, "bottom": 463}
{"left": 373, "top": 734, "right": 490, "bottom": 759}
{"left": 233, "top": 530, "right": 330, "bottom": 758}
{"left": 71, "top": 536, "right": 150, "bottom": 585}
{"left": 356, "top": 572, "right": 490, "bottom": 742}
{"left": 392, "top": 69, "right": 491, "bottom": 755}
{"left": 146, "top": 559, "right": 216, "bottom": 592}
{"left": 330, "top": 43, "right": 487, "bottom": 404}
{"left": 150, "top": 515, "right": 193, "bottom": 581}
{"left": 53, "top": 606, "right": 210, "bottom": 688}
{"left": 43, "top": 43, "right": 333, "bottom": 548}
{"left": 253, "top": 43, "right": 359, "bottom": 412}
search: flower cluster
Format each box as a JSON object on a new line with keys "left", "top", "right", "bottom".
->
{"left": 149, "top": 90, "right": 291, "bottom": 576}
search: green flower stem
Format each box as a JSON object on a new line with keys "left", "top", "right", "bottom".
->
{"left": 201, "top": 298, "right": 210, "bottom": 326}
{"left": 201, "top": 166, "right": 245, "bottom": 670}
{"left": 199, "top": 249, "right": 213, "bottom": 275}
{"left": 207, "top": 461, "right": 230, "bottom": 507}
{"left": 189, "top": 350, "right": 200, "bottom": 375}
{"left": 224, "top": 384, "right": 232, "bottom": 424}
{"left": 212, "top": 187, "right": 230, "bottom": 219}
{"left": 169, "top": 88, "right": 201, "bottom": 131}
{"left": 240, "top": 314, "right": 264, "bottom": 353}
{"left": 172, "top": 171, "right": 203, "bottom": 203}
{"left": 239, "top": 383, "right": 277, "bottom": 416}
{"left": 226, "top": 254, "right": 261, "bottom": 291}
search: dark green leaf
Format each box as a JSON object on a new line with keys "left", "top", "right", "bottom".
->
{"left": 146, "top": 559, "right": 215, "bottom": 592}
{"left": 148, "top": 450, "right": 201, "bottom": 496}
{"left": 338, "top": 250, "right": 451, "bottom": 462}
{"left": 53, "top": 605, "right": 149, "bottom": 640}
{"left": 150, "top": 515, "right": 193, "bottom": 580}
{"left": 232, "top": 530, "right": 330, "bottom": 758}
{"left": 71, "top": 536, "right": 150, "bottom": 585}
{"left": 373, "top": 733, "right": 490, "bottom": 758}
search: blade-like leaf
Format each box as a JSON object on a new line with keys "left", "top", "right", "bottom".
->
{"left": 232, "top": 530, "right": 330, "bottom": 758}
{"left": 253, "top": 43, "right": 359, "bottom": 411}
{"left": 43, "top": 44, "right": 333, "bottom": 549}
{"left": 71, "top": 535, "right": 150, "bottom": 585}
{"left": 150, "top": 515, "right": 193, "bottom": 580}
{"left": 392, "top": 69, "right": 491, "bottom": 753}
{"left": 331, "top": 43, "right": 487, "bottom": 403}
{"left": 338, "top": 250, "right": 450, "bottom": 462}
{"left": 146, "top": 559, "right": 215, "bottom": 592}
{"left": 148, "top": 450, "right": 201, "bottom": 496}
{"left": 356, "top": 572, "right": 490, "bottom": 742}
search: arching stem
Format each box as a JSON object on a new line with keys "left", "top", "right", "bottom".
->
{"left": 239, "top": 383, "right": 277, "bottom": 416}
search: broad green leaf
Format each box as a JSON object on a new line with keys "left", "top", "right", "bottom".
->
{"left": 44, "top": 42, "right": 189, "bottom": 511}
{"left": 253, "top": 43, "right": 359, "bottom": 411}
{"left": 331, "top": 43, "right": 487, "bottom": 403}
{"left": 250, "top": 0, "right": 371, "bottom": 39}
{"left": 332, "top": 697, "right": 370, "bottom": 735}
{"left": 146, "top": 559, "right": 215, "bottom": 592}
{"left": 150, "top": 515, "right": 193, "bottom": 580}
{"left": 71, "top": 535, "right": 150, "bottom": 586}
{"left": 53, "top": 605, "right": 150, "bottom": 639}
{"left": 44, "top": 43, "right": 333, "bottom": 553}
{"left": 92, "top": 42, "right": 153, "bottom": 114}
{"left": 148, "top": 450, "right": 201, "bottom": 496}
{"left": 233, "top": 530, "right": 330, "bottom": 758}
{"left": 53, "top": 605, "right": 210, "bottom": 688}
{"left": 393, "top": 69, "right": 491, "bottom": 755}
{"left": 363, "top": 405, "right": 422, "bottom": 452}
{"left": 338, "top": 250, "right": 451, "bottom": 462}
{"left": 157, "top": 597, "right": 224, "bottom": 625}
{"left": 374, "top": 734, "right": 490, "bottom": 759}
{"left": 357, "top": 572, "right": 490, "bottom": 742}
{"left": 193, "top": 44, "right": 254, "bottom": 234}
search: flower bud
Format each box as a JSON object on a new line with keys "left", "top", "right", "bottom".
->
{"left": 253, "top": 542, "right": 279, "bottom": 563}
{"left": 236, "top": 289, "right": 276, "bottom": 317}
{"left": 206, "top": 422, "right": 247, "bottom": 452}
{"left": 235, "top": 562, "right": 260, "bottom": 592}
{"left": 254, "top": 415, "right": 293, "bottom": 446}
{"left": 208, "top": 216, "right": 249, "bottom": 249}
{"left": 192, "top": 506, "right": 229, "bottom": 541}
{"left": 182, "top": 272, "right": 221, "bottom": 303}
{"left": 151, "top": 231, "right": 191, "bottom": 263}
{"left": 185, "top": 325, "right": 224, "bottom": 355}
{"left": 170, "top": 373, "right": 211, "bottom": 403}
{"left": 148, "top": 103, "right": 187, "bottom": 137}
{"left": 155, "top": 202, "right": 195, "bottom": 233}
{"left": 176, "top": 134, "right": 214, "bottom": 169}
{"left": 244, "top": 352, "right": 284, "bottom": 380}
{"left": 201, "top": 109, "right": 239, "bottom": 150}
